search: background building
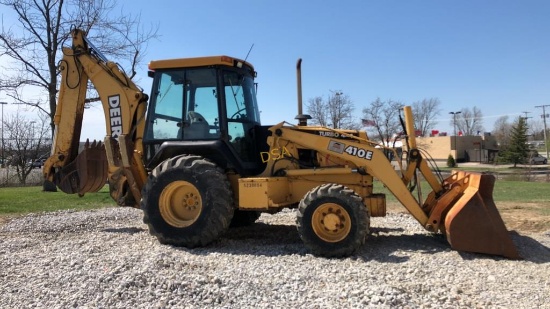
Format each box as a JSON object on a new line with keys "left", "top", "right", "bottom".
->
{"left": 416, "top": 134, "right": 498, "bottom": 163}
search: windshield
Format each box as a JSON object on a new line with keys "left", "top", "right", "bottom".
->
{"left": 224, "top": 71, "right": 260, "bottom": 123}
{"left": 145, "top": 68, "right": 220, "bottom": 141}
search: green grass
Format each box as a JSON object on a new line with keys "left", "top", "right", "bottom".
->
{"left": 0, "top": 185, "right": 116, "bottom": 215}
{"left": 1, "top": 179, "right": 548, "bottom": 216}
{"left": 436, "top": 166, "right": 549, "bottom": 173}
{"left": 491, "top": 180, "right": 550, "bottom": 203}
{"left": 374, "top": 179, "right": 550, "bottom": 204}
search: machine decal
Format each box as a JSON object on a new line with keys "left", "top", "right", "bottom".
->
{"left": 316, "top": 130, "right": 355, "bottom": 139}
{"left": 328, "top": 140, "right": 345, "bottom": 154}
{"left": 301, "top": 130, "right": 357, "bottom": 140}
{"left": 243, "top": 182, "right": 263, "bottom": 188}
{"left": 108, "top": 95, "right": 122, "bottom": 138}
{"left": 344, "top": 145, "right": 373, "bottom": 160}
{"left": 260, "top": 146, "right": 291, "bottom": 163}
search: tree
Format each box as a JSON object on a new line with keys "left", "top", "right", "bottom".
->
{"left": 306, "top": 90, "right": 357, "bottom": 129}
{"left": 492, "top": 115, "right": 512, "bottom": 149}
{"left": 306, "top": 96, "right": 328, "bottom": 127}
{"left": 499, "top": 117, "right": 529, "bottom": 167}
{"left": 0, "top": 0, "right": 158, "bottom": 135}
{"left": 451, "top": 107, "right": 484, "bottom": 136}
{"left": 362, "top": 98, "right": 403, "bottom": 146}
{"left": 447, "top": 154, "right": 456, "bottom": 168}
{"left": 527, "top": 119, "right": 545, "bottom": 141}
{"left": 3, "top": 111, "right": 50, "bottom": 185}
{"left": 411, "top": 98, "right": 441, "bottom": 137}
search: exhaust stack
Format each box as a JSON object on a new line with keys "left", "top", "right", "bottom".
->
{"left": 294, "top": 58, "right": 311, "bottom": 126}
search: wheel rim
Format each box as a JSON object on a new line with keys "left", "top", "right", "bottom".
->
{"left": 311, "top": 202, "right": 351, "bottom": 242}
{"left": 159, "top": 180, "right": 202, "bottom": 228}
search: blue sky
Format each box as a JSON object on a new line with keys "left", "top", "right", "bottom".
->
{"left": 3, "top": 0, "right": 550, "bottom": 139}
{"left": 129, "top": 0, "right": 549, "bottom": 135}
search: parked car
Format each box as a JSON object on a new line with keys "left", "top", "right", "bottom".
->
{"left": 31, "top": 158, "right": 46, "bottom": 168}
{"left": 528, "top": 152, "right": 548, "bottom": 165}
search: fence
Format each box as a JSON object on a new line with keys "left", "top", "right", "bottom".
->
{"left": 0, "top": 167, "right": 44, "bottom": 187}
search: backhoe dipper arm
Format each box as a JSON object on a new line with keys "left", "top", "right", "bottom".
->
{"left": 43, "top": 29, "right": 148, "bottom": 205}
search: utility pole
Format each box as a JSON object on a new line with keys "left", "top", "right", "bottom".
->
{"left": 449, "top": 111, "right": 461, "bottom": 161}
{"left": 535, "top": 105, "right": 549, "bottom": 159}
{"left": 333, "top": 91, "right": 343, "bottom": 129}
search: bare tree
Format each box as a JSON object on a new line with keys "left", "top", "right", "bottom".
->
{"left": 306, "top": 96, "right": 328, "bottom": 127}
{"left": 3, "top": 111, "right": 50, "bottom": 185}
{"left": 451, "top": 107, "right": 484, "bottom": 136}
{"left": 492, "top": 115, "right": 512, "bottom": 149}
{"left": 362, "top": 98, "right": 403, "bottom": 145}
{"left": 411, "top": 98, "right": 441, "bottom": 137}
{"left": 0, "top": 0, "right": 158, "bottom": 134}
{"left": 306, "top": 90, "right": 356, "bottom": 129}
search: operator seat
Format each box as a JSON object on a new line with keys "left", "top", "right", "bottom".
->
{"left": 183, "top": 111, "right": 209, "bottom": 139}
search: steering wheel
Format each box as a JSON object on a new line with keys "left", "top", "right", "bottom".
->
{"left": 229, "top": 108, "right": 247, "bottom": 120}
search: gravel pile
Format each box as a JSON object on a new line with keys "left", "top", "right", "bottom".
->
{"left": 1, "top": 207, "right": 549, "bottom": 308}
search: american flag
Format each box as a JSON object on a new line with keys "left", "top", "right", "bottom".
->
{"left": 361, "top": 119, "right": 376, "bottom": 127}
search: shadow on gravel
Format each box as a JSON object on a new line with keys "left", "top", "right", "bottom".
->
{"left": 174, "top": 223, "right": 455, "bottom": 260}
{"left": 354, "top": 231, "right": 450, "bottom": 262}
{"left": 224, "top": 222, "right": 302, "bottom": 242}
{"left": 509, "top": 231, "right": 550, "bottom": 263}
{"left": 456, "top": 231, "right": 550, "bottom": 263}
{"left": 169, "top": 223, "right": 306, "bottom": 257}
{"left": 138, "top": 222, "right": 550, "bottom": 263}
{"left": 102, "top": 227, "right": 146, "bottom": 235}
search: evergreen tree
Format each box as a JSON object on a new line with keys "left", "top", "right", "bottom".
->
{"left": 500, "top": 117, "right": 529, "bottom": 167}
{"left": 447, "top": 154, "right": 456, "bottom": 168}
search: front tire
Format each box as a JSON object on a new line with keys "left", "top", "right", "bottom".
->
{"left": 297, "top": 184, "right": 370, "bottom": 257}
{"left": 141, "top": 155, "right": 234, "bottom": 247}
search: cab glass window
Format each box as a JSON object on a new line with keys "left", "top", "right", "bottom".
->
{"left": 146, "top": 68, "right": 221, "bottom": 141}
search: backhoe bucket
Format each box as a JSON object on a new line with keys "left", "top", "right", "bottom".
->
{"left": 443, "top": 171, "right": 520, "bottom": 259}
{"left": 55, "top": 140, "right": 107, "bottom": 195}
{"left": 76, "top": 140, "right": 108, "bottom": 194}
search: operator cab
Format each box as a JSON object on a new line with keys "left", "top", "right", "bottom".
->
{"left": 143, "top": 56, "right": 269, "bottom": 176}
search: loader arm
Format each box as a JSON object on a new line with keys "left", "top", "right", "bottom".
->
{"left": 43, "top": 29, "right": 148, "bottom": 206}
{"left": 265, "top": 123, "right": 430, "bottom": 227}
{"left": 264, "top": 112, "right": 520, "bottom": 258}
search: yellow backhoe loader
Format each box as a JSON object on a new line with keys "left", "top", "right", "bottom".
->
{"left": 43, "top": 29, "right": 519, "bottom": 258}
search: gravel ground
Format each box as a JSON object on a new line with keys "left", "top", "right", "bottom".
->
{"left": 1, "top": 207, "right": 549, "bottom": 309}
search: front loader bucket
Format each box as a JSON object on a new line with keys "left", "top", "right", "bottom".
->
{"left": 55, "top": 140, "right": 108, "bottom": 195}
{"left": 443, "top": 171, "right": 520, "bottom": 259}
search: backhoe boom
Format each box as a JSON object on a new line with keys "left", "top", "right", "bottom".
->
{"left": 43, "top": 29, "right": 147, "bottom": 206}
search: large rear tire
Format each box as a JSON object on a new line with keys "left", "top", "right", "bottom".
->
{"left": 297, "top": 184, "right": 370, "bottom": 257}
{"left": 141, "top": 155, "right": 234, "bottom": 247}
